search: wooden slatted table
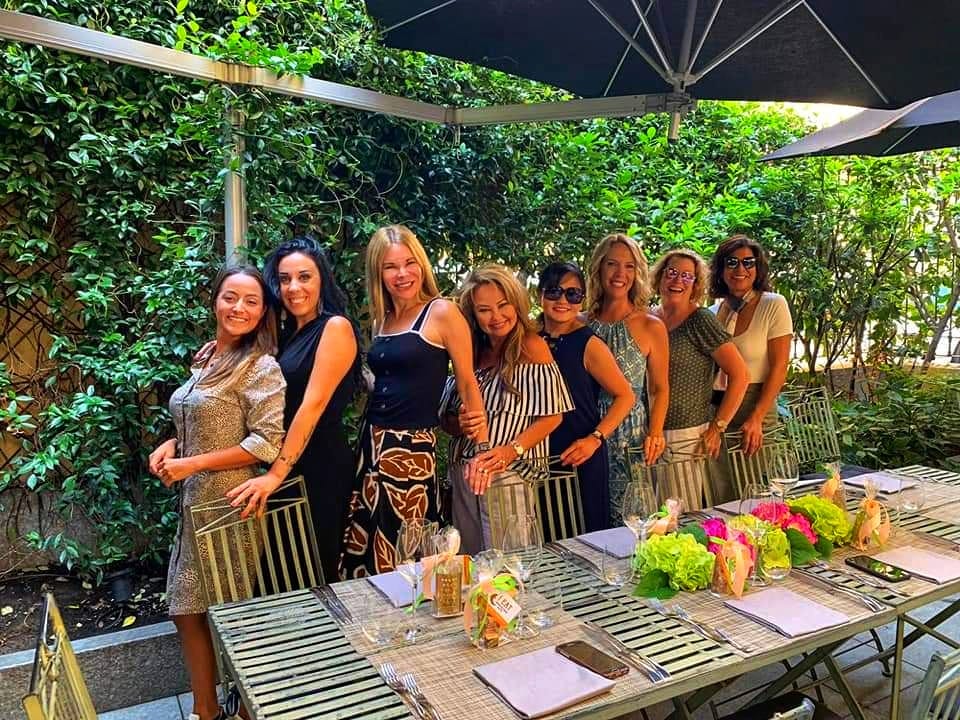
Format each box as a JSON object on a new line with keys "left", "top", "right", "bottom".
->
{"left": 208, "top": 466, "right": 960, "bottom": 720}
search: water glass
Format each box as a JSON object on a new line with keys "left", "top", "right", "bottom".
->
{"left": 601, "top": 545, "right": 627, "bottom": 588}
{"left": 497, "top": 515, "right": 542, "bottom": 637}
{"left": 622, "top": 481, "right": 657, "bottom": 544}
{"left": 396, "top": 518, "right": 433, "bottom": 643}
{"left": 900, "top": 478, "right": 927, "bottom": 513}
{"left": 767, "top": 450, "right": 800, "bottom": 502}
{"left": 360, "top": 592, "right": 395, "bottom": 646}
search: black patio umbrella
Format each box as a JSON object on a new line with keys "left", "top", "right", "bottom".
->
{"left": 364, "top": 1, "right": 960, "bottom": 109}
{"left": 763, "top": 89, "right": 960, "bottom": 159}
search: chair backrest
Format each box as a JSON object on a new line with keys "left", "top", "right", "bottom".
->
{"left": 725, "top": 427, "right": 796, "bottom": 499}
{"left": 771, "top": 697, "right": 815, "bottom": 720}
{"left": 780, "top": 386, "right": 841, "bottom": 468}
{"left": 531, "top": 457, "right": 585, "bottom": 542}
{"left": 190, "top": 475, "right": 323, "bottom": 606}
{"left": 21, "top": 593, "right": 97, "bottom": 720}
{"left": 484, "top": 472, "right": 539, "bottom": 550}
{"left": 626, "top": 436, "right": 712, "bottom": 511}
{"left": 911, "top": 648, "right": 960, "bottom": 720}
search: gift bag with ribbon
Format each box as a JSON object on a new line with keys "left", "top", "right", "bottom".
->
{"left": 463, "top": 570, "right": 521, "bottom": 648}
{"left": 851, "top": 480, "right": 891, "bottom": 550}
{"left": 648, "top": 498, "right": 683, "bottom": 536}
{"left": 710, "top": 538, "right": 753, "bottom": 598}
{"left": 819, "top": 462, "right": 847, "bottom": 513}
{"left": 421, "top": 527, "right": 471, "bottom": 616}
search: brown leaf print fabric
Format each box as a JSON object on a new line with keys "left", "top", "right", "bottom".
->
{"left": 340, "top": 424, "right": 440, "bottom": 579}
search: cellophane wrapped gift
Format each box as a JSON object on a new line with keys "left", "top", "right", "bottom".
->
{"left": 851, "top": 480, "right": 891, "bottom": 550}
{"left": 819, "top": 462, "right": 847, "bottom": 513}
{"left": 463, "top": 571, "right": 520, "bottom": 648}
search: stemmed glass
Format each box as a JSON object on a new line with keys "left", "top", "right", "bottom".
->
{"left": 622, "top": 481, "right": 657, "bottom": 546}
{"left": 497, "top": 515, "right": 542, "bottom": 638}
{"left": 767, "top": 449, "right": 800, "bottom": 504}
{"left": 395, "top": 518, "right": 433, "bottom": 643}
{"left": 737, "top": 483, "right": 773, "bottom": 588}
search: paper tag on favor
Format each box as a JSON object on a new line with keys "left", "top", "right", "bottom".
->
{"left": 487, "top": 592, "right": 521, "bottom": 627}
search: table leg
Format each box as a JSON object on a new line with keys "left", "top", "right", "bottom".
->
{"left": 823, "top": 654, "right": 866, "bottom": 720}
{"left": 746, "top": 641, "right": 843, "bottom": 706}
{"left": 890, "top": 616, "right": 904, "bottom": 720}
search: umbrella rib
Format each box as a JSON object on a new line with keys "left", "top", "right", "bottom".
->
{"left": 688, "top": 0, "right": 724, "bottom": 76}
{"left": 801, "top": 1, "right": 889, "bottom": 105}
{"left": 628, "top": 0, "right": 675, "bottom": 79}
{"left": 881, "top": 126, "right": 918, "bottom": 155}
{"left": 585, "top": 0, "right": 673, "bottom": 85}
{"left": 688, "top": 0, "right": 802, "bottom": 83}
{"left": 603, "top": 20, "right": 644, "bottom": 96}
{"left": 384, "top": 0, "right": 460, "bottom": 33}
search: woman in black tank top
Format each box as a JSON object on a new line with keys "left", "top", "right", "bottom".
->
{"left": 225, "top": 238, "right": 361, "bottom": 585}
{"left": 341, "top": 225, "right": 488, "bottom": 578}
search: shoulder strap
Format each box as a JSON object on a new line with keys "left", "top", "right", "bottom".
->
{"left": 411, "top": 298, "right": 438, "bottom": 332}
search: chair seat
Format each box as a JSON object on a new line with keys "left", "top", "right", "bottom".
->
{"left": 720, "top": 692, "right": 842, "bottom": 720}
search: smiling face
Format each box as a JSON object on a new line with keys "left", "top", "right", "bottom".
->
{"left": 600, "top": 242, "right": 637, "bottom": 302}
{"left": 380, "top": 242, "right": 424, "bottom": 304}
{"left": 277, "top": 252, "right": 321, "bottom": 323}
{"left": 541, "top": 272, "right": 585, "bottom": 325}
{"left": 214, "top": 273, "right": 266, "bottom": 340}
{"left": 723, "top": 245, "right": 757, "bottom": 297}
{"left": 472, "top": 282, "right": 518, "bottom": 341}
{"left": 658, "top": 256, "right": 697, "bottom": 307}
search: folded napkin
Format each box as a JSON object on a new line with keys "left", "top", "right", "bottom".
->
{"left": 845, "top": 472, "right": 916, "bottom": 494}
{"left": 724, "top": 587, "right": 849, "bottom": 637}
{"left": 872, "top": 546, "right": 960, "bottom": 584}
{"left": 714, "top": 498, "right": 759, "bottom": 515}
{"left": 576, "top": 527, "right": 636, "bottom": 559}
{"left": 367, "top": 564, "right": 427, "bottom": 608}
{"left": 473, "top": 646, "right": 616, "bottom": 719}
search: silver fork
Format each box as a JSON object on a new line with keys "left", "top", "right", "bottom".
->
{"left": 402, "top": 673, "right": 442, "bottom": 720}
{"left": 379, "top": 663, "right": 424, "bottom": 720}
{"left": 793, "top": 568, "right": 890, "bottom": 612}
{"left": 666, "top": 603, "right": 753, "bottom": 654}
{"left": 812, "top": 560, "right": 910, "bottom": 598}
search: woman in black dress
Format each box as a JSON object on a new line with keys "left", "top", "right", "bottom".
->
{"left": 537, "top": 261, "right": 635, "bottom": 532}
{"left": 227, "top": 237, "right": 361, "bottom": 584}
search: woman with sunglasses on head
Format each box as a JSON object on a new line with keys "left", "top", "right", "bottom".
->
{"left": 440, "top": 264, "right": 573, "bottom": 553}
{"left": 537, "top": 261, "right": 635, "bottom": 532}
{"left": 651, "top": 249, "right": 747, "bottom": 506}
{"left": 709, "top": 235, "right": 793, "bottom": 457}
{"left": 587, "top": 234, "right": 669, "bottom": 524}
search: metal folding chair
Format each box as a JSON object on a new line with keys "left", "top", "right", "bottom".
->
{"left": 21, "top": 593, "right": 97, "bottom": 720}
{"left": 912, "top": 648, "right": 960, "bottom": 720}
{"left": 484, "top": 472, "right": 538, "bottom": 550}
{"left": 724, "top": 427, "right": 796, "bottom": 499}
{"left": 529, "top": 456, "right": 585, "bottom": 542}
{"left": 190, "top": 475, "right": 323, "bottom": 606}
{"left": 627, "top": 436, "right": 712, "bottom": 510}
{"left": 780, "top": 386, "right": 841, "bottom": 470}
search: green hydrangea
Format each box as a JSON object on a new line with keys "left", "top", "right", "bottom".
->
{"left": 633, "top": 532, "right": 715, "bottom": 592}
{"left": 789, "top": 495, "right": 851, "bottom": 544}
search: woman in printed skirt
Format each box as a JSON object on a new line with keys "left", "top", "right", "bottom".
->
{"left": 150, "top": 266, "right": 285, "bottom": 720}
{"left": 440, "top": 264, "right": 574, "bottom": 554}
{"left": 341, "top": 225, "right": 487, "bottom": 577}
{"left": 537, "top": 261, "right": 635, "bottom": 532}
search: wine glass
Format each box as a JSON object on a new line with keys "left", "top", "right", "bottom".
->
{"left": 395, "top": 518, "right": 431, "bottom": 643}
{"left": 622, "top": 481, "right": 657, "bottom": 545}
{"left": 496, "top": 515, "right": 541, "bottom": 638}
{"left": 737, "top": 483, "right": 774, "bottom": 588}
{"left": 767, "top": 449, "right": 800, "bottom": 504}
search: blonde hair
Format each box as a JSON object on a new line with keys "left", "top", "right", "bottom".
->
{"left": 586, "top": 233, "right": 651, "bottom": 317}
{"left": 457, "top": 264, "right": 536, "bottom": 395}
{"left": 198, "top": 266, "right": 277, "bottom": 389}
{"left": 650, "top": 248, "right": 711, "bottom": 306}
{"left": 365, "top": 225, "right": 440, "bottom": 332}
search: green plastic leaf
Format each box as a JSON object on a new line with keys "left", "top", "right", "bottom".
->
{"left": 632, "top": 569, "right": 678, "bottom": 599}
{"left": 678, "top": 524, "right": 708, "bottom": 547}
{"left": 785, "top": 527, "right": 818, "bottom": 566}
{"left": 814, "top": 537, "right": 834, "bottom": 559}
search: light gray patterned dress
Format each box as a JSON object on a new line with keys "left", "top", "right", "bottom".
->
{"left": 165, "top": 353, "right": 286, "bottom": 616}
{"left": 589, "top": 318, "right": 648, "bottom": 524}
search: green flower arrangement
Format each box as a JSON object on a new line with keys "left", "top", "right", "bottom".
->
{"left": 789, "top": 495, "right": 852, "bottom": 547}
{"left": 632, "top": 532, "right": 716, "bottom": 599}
{"left": 728, "top": 515, "right": 792, "bottom": 573}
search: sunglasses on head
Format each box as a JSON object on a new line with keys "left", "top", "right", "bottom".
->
{"left": 725, "top": 256, "right": 757, "bottom": 270}
{"left": 665, "top": 267, "right": 695, "bottom": 285}
{"left": 543, "top": 286, "right": 586, "bottom": 303}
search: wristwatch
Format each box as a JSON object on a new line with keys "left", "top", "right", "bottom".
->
{"left": 590, "top": 429, "right": 605, "bottom": 443}
{"left": 713, "top": 418, "right": 729, "bottom": 432}
{"left": 510, "top": 440, "right": 525, "bottom": 459}
{"left": 476, "top": 441, "right": 491, "bottom": 453}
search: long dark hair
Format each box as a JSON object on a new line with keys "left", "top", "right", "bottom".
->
{"left": 709, "top": 234, "right": 773, "bottom": 299}
{"left": 263, "top": 236, "right": 364, "bottom": 382}
{"left": 198, "top": 265, "right": 277, "bottom": 388}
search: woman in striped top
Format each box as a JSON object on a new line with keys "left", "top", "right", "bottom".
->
{"left": 440, "top": 265, "right": 574, "bottom": 554}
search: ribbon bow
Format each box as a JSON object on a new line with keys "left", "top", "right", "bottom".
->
{"left": 853, "top": 482, "right": 890, "bottom": 550}
{"left": 649, "top": 498, "right": 682, "bottom": 536}
{"left": 718, "top": 538, "right": 753, "bottom": 599}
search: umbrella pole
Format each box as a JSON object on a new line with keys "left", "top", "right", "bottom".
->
{"left": 668, "top": 0, "right": 698, "bottom": 141}
{"left": 224, "top": 106, "right": 247, "bottom": 264}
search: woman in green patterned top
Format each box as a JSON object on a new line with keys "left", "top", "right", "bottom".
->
{"left": 587, "top": 233, "right": 669, "bottom": 524}
{"left": 650, "top": 249, "right": 747, "bottom": 507}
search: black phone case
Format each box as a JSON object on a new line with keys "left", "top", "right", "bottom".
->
{"left": 845, "top": 555, "right": 912, "bottom": 582}
{"left": 556, "top": 641, "right": 630, "bottom": 679}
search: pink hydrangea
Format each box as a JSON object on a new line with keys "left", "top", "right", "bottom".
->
{"left": 701, "top": 517, "right": 728, "bottom": 554}
{"left": 751, "top": 501, "right": 791, "bottom": 526}
{"left": 784, "top": 512, "right": 818, "bottom": 544}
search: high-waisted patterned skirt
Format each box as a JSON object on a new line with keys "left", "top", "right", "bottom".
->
{"left": 340, "top": 423, "right": 440, "bottom": 578}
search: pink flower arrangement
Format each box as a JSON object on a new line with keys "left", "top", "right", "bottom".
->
{"left": 701, "top": 517, "right": 754, "bottom": 559}
{"left": 751, "top": 501, "right": 818, "bottom": 544}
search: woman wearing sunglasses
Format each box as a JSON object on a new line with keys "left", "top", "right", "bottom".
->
{"left": 651, "top": 249, "right": 747, "bottom": 506}
{"left": 709, "top": 235, "right": 793, "bottom": 457}
{"left": 537, "top": 261, "right": 635, "bottom": 532}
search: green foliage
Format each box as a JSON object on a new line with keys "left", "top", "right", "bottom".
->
{"left": 784, "top": 527, "right": 818, "bottom": 567}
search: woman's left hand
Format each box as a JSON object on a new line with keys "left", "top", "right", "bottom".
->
{"left": 560, "top": 436, "right": 601, "bottom": 467}
{"left": 700, "top": 424, "right": 722, "bottom": 459}
{"left": 643, "top": 433, "right": 666, "bottom": 465}
{"left": 458, "top": 407, "right": 487, "bottom": 441}
{"left": 157, "top": 457, "right": 198, "bottom": 487}
{"left": 468, "top": 445, "right": 516, "bottom": 494}
{"left": 227, "top": 472, "right": 284, "bottom": 519}
{"left": 740, "top": 414, "right": 765, "bottom": 456}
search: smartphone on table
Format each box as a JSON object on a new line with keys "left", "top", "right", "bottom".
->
{"left": 555, "top": 641, "right": 630, "bottom": 679}
{"left": 845, "top": 554, "right": 912, "bottom": 582}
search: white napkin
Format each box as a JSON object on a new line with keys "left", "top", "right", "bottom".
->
{"left": 367, "top": 564, "right": 426, "bottom": 608}
{"left": 576, "top": 527, "right": 636, "bottom": 559}
{"left": 473, "top": 646, "right": 616, "bottom": 719}
{"left": 845, "top": 472, "right": 916, "bottom": 494}
{"left": 872, "top": 546, "right": 960, "bottom": 584}
{"left": 724, "top": 587, "right": 849, "bottom": 637}
{"left": 714, "top": 498, "right": 759, "bottom": 515}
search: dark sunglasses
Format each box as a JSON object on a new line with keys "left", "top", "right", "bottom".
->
{"left": 724, "top": 256, "right": 757, "bottom": 270}
{"left": 665, "top": 267, "right": 695, "bottom": 285}
{"left": 543, "top": 286, "right": 586, "bottom": 303}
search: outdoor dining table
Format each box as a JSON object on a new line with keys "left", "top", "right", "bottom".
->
{"left": 207, "top": 465, "right": 960, "bottom": 720}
